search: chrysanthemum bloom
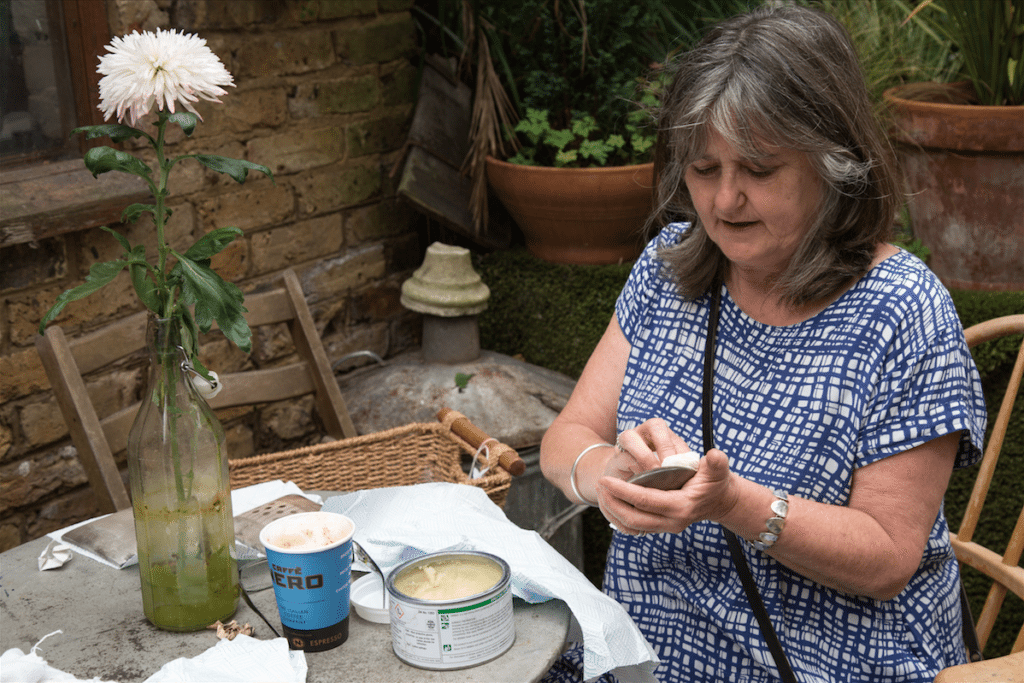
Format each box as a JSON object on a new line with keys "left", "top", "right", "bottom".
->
{"left": 97, "top": 28, "right": 234, "bottom": 126}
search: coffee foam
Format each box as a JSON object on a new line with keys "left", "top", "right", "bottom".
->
{"left": 263, "top": 511, "right": 353, "bottom": 552}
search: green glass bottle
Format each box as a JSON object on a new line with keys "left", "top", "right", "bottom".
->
{"left": 126, "top": 316, "right": 238, "bottom": 631}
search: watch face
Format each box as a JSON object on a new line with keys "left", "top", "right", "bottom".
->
{"left": 626, "top": 466, "right": 697, "bottom": 490}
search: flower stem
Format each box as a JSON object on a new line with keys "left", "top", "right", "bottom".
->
{"left": 150, "top": 115, "right": 187, "bottom": 508}
{"left": 154, "top": 115, "right": 171, "bottom": 318}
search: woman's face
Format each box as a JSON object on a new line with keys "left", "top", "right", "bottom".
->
{"left": 684, "top": 128, "right": 824, "bottom": 281}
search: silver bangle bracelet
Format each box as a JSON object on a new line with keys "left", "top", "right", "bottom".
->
{"left": 570, "top": 443, "right": 613, "bottom": 507}
{"left": 751, "top": 490, "right": 789, "bottom": 551}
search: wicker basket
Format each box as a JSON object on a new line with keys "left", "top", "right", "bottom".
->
{"left": 228, "top": 412, "right": 514, "bottom": 507}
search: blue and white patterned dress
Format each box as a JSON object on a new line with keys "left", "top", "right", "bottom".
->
{"left": 545, "top": 223, "right": 987, "bottom": 683}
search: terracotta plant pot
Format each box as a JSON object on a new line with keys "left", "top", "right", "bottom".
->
{"left": 884, "top": 85, "right": 1024, "bottom": 291}
{"left": 486, "top": 156, "right": 653, "bottom": 265}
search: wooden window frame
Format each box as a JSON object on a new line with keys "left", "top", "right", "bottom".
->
{"left": 0, "top": 1, "right": 151, "bottom": 250}
{"left": 63, "top": 0, "right": 111, "bottom": 141}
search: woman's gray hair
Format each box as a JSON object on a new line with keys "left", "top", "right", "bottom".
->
{"left": 651, "top": 4, "right": 900, "bottom": 305}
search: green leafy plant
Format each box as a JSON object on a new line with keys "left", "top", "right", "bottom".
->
{"left": 902, "top": 0, "right": 1024, "bottom": 105}
{"left": 507, "top": 107, "right": 656, "bottom": 167}
{"left": 414, "top": 0, "right": 710, "bottom": 222}
{"left": 815, "top": 0, "right": 959, "bottom": 116}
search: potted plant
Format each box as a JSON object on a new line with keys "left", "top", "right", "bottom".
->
{"left": 483, "top": 102, "right": 659, "bottom": 265}
{"left": 418, "top": 0, "right": 738, "bottom": 264}
{"left": 884, "top": 0, "right": 1024, "bottom": 291}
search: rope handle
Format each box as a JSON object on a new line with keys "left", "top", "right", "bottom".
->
{"left": 437, "top": 407, "right": 526, "bottom": 476}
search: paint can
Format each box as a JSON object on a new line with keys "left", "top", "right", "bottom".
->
{"left": 386, "top": 550, "right": 514, "bottom": 670}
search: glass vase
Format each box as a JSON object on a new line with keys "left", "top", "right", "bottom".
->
{"left": 127, "top": 315, "right": 238, "bottom": 631}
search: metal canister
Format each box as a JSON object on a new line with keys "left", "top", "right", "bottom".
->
{"left": 386, "top": 550, "right": 515, "bottom": 670}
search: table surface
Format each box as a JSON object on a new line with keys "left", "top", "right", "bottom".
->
{"left": 0, "top": 512, "right": 571, "bottom": 682}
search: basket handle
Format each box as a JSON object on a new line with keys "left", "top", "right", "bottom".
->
{"left": 436, "top": 408, "right": 526, "bottom": 476}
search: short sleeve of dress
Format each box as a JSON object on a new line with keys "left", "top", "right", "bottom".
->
{"left": 857, "top": 262, "right": 986, "bottom": 470}
{"left": 616, "top": 223, "right": 688, "bottom": 344}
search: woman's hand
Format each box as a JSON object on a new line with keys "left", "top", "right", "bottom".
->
{"left": 603, "top": 418, "right": 686, "bottom": 480}
{"left": 597, "top": 419, "right": 741, "bottom": 535}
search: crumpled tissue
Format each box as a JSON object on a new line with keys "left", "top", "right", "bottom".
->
{"left": 37, "top": 540, "right": 73, "bottom": 571}
{"left": 0, "top": 632, "right": 305, "bottom": 683}
{"left": 141, "top": 635, "right": 306, "bottom": 683}
{"left": 1, "top": 631, "right": 116, "bottom": 683}
{"left": 324, "top": 482, "right": 660, "bottom": 683}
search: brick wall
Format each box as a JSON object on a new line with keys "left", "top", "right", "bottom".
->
{"left": 0, "top": 0, "right": 424, "bottom": 550}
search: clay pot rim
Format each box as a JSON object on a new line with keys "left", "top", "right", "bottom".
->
{"left": 883, "top": 83, "right": 1024, "bottom": 152}
{"left": 486, "top": 156, "right": 654, "bottom": 175}
{"left": 883, "top": 83, "right": 1024, "bottom": 116}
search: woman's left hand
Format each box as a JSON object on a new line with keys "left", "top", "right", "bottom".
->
{"left": 599, "top": 424, "right": 740, "bottom": 535}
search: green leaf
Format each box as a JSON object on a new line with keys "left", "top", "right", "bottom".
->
{"left": 173, "top": 253, "right": 252, "bottom": 353}
{"left": 570, "top": 114, "right": 599, "bottom": 138}
{"left": 121, "top": 203, "right": 159, "bottom": 224}
{"left": 167, "top": 112, "right": 198, "bottom": 136}
{"left": 514, "top": 108, "right": 550, "bottom": 146}
{"left": 72, "top": 124, "right": 147, "bottom": 144}
{"left": 182, "top": 227, "right": 243, "bottom": 261}
{"left": 545, "top": 128, "right": 575, "bottom": 152}
{"left": 194, "top": 155, "right": 275, "bottom": 185}
{"left": 579, "top": 139, "right": 611, "bottom": 166}
{"left": 631, "top": 133, "right": 655, "bottom": 156}
{"left": 455, "top": 372, "right": 474, "bottom": 391}
{"left": 176, "top": 309, "right": 213, "bottom": 380}
{"left": 100, "top": 226, "right": 132, "bottom": 253}
{"left": 554, "top": 149, "right": 579, "bottom": 167}
{"left": 123, "top": 245, "right": 161, "bottom": 314}
{"left": 83, "top": 146, "right": 152, "bottom": 179}
{"left": 130, "top": 260, "right": 161, "bottom": 313}
{"left": 606, "top": 134, "right": 626, "bottom": 150}
{"left": 38, "top": 260, "right": 127, "bottom": 333}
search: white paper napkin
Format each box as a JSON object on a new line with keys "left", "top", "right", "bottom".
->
{"left": 141, "top": 635, "right": 306, "bottom": 683}
{"left": 323, "top": 482, "right": 660, "bottom": 683}
{"left": 0, "top": 631, "right": 116, "bottom": 683}
{"left": 37, "top": 540, "right": 73, "bottom": 571}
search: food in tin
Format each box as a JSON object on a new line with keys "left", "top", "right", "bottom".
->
{"left": 394, "top": 556, "right": 503, "bottom": 601}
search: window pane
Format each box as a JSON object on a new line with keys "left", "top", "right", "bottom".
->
{"left": 1, "top": 0, "right": 77, "bottom": 163}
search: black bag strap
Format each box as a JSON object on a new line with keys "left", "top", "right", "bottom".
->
{"left": 702, "top": 278, "right": 798, "bottom": 683}
{"left": 960, "top": 575, "right": 984, "bottom": 662}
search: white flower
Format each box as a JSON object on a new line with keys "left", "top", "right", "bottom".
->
{"left": 97, "top": 28, "right": 234, "bottom": 126}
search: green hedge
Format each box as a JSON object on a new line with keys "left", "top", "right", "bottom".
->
{"left": 476, "top": 248, "right": 1023, "bottom": 658}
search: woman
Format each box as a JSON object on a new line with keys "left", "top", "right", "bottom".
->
{"left": 540, "top": 5, "right": 986, "bottom": 682}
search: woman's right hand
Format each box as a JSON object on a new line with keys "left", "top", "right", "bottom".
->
{"left": 604, "top": 418, "right": 694, "bottom": 481}
{"left": 597, "top": 418, "right": 702, "bottom": 533}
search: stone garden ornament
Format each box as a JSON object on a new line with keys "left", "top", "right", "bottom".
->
{"left": 38, "top": 28, "right": 274, "bottom": 631}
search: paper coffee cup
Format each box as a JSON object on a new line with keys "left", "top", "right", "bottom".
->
{"left": 259, "top": 511, "right": 354, "bottom": 652}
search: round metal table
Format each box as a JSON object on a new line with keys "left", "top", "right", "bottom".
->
{"left": 0, "top": 530, "right": 570, "bottom": 682}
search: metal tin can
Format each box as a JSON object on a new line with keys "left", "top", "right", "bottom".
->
{"left": 386, "top": 550, "right": 515, "bottom": 670}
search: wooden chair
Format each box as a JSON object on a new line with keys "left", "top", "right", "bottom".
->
{"left": 35, "top": 268, "right": 357, "bottom": 514}
{"left": 934, "top": 314, "right": 1024, "bottom": 682}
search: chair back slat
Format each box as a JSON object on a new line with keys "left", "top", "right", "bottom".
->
{"left": 957, "top": 319, "right": 1024, "bottom": 543}
{"left": 67, "top": 312, "right": 149, "bottom": 376}
{"left": 952, "top": 314, "right": 1024, "bottom": 660}
{"left": 36, "top": 269, "right": 356, "bottom": 513}
{"left": 36, "top": 325, "right": 131, "bottom": 512}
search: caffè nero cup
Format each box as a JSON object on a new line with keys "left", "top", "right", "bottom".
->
{"left": 259, "top": 511, "right": 355, "bottom": 652}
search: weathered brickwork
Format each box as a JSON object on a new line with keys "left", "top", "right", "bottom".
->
{"left": 0, "top": 0, "right": 423, "bottom": 550}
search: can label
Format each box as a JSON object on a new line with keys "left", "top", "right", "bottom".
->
{"left": 391, "top": 585, "right": 515, "bottom": 669}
